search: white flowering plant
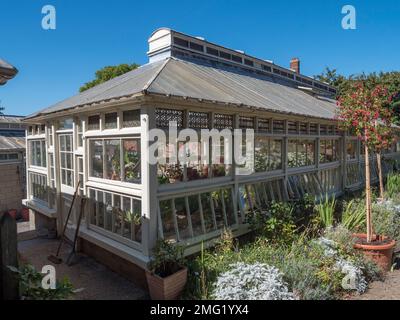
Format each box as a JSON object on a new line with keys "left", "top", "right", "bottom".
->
{"left": 212, "top": 262, "right": 295, "bottom": 300}
{"left": 316, "top": 233, "right": 368, "bottom": 294}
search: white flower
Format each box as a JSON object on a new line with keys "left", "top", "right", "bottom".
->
{"left": 316, "top": 236, "right": 368, "bottom": 294}
{"left": 213, "top": 262, "right": 295, "bottom": 300}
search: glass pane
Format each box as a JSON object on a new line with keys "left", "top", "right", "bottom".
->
{"left": 159, "top": 200, "right": 176, "bottom": 241}
{"left": 89, "top": 189, "right": 97, "bottom": 225}
{"left": 88, "top": 115, "right": 100, "bottom": 130}
{"left": 105, "top": 139, "right": 121, "bottom": 181}
{"left": 288, "top": 140, "right": 297, "bottom": 168}
{"left": 188, "top": 195, "right": 203, "bottom": 237}
{"left": 97, "top": 191, "right": 104, "bottom": 228}
{"left": 41, "top": 141, "right": 47, "bottom": 167}
{"left": 60, "top": 135, "right": 66, "bottom": 151}
{"left": 307, "top": 140, "right": 315, "bottom": 165}
{"left": 347, "top": 140, "right": 357, "bottom": 160}
{"left": 297, "top": 141, "right": 307, "bottom": 167}
{"left": 133, "top": 199, "right": 142, "bottom": 243}
{"left": 175, "top": 197, "right": 191, "bottom": 240}
{"left": 61, "top": 170, "right": 66, "bottom": 185}
{"left": 124, "top": 139, "right": 141, "bottom": 183}
{"left": 186, "top": 141, "right": 208, "bottom": 181}
{"left": 239, "top": 186, "right": 251, "bottom": 217}
{"left": 104, "top": 193, "right": 113, "bottom": 231}
{"left": 58, "top": 118, "right": 73, "bottom": 130}
{"left": 123, "top": 110, "right": 140, "bottom": 128}
{"left": 66, "top": 154, "right": 72, "bottom": 169}
{"left": 211, "top": 191, "right": 224, "bottom": 229}
{"left": 105, "top": 112, "right": 118, "bottom": 129}
{"left": 90, "top": 140, "right": 103, "bottom": 178}
{"left": 222, "top": 189, "right": 236, "bottom": 226}
{"left": 66, "top": 170, "right": 73, "bottom": 187}
{"left": 122, "top": 197, "right": 132, "bottom": 239}
{"left": 326, "top": 140, "right": 333, "bottom": 162}
{"left": 112, "top": 194, "right": 122, "bottom": 235}
{"left": 212, "top": 137, "right": 229, "bottom": 177}
{"left": 320, "top": 140, "right": 326, "bottom": 163}
{"left": 255, "top": 137, "right": 269, "bottom": 172}
{"left": 65, "top": 135, "right": 72, "bottom": 151}
{"left": 201, "top": 193, "right": 215, "bottom": 232}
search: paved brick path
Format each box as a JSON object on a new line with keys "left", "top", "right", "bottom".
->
{"left": 18, "top": 238, "right": 148, "bottom": 300}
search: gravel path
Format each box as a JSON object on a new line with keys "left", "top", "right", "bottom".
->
{"left": 18, "top": 238, "right": 148, "bottom": 300}
{"left": 354, "top": 270, "right": 400, "bottom": 300}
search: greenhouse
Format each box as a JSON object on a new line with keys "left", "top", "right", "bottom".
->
{"left": 23, "top": 28, "right": 400, "bottom": 275}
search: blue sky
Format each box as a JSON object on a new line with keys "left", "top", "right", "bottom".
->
{"left": 1, "top": 0, "right": 400, "bottom": 116}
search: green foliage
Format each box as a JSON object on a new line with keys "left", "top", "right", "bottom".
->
{"left": 372, "top": 202, "right": 400, "bottom": 242}
{"left": 185, "top": 229, "right": 379, "bottom": 300}
{"left": 386, "top": 173, "right": 400, "bottom": 199}
{"left": 315, "top": 69, "right": 400, "bottom": 123}
{"left": 8, "top": 265, "right": 75, "bottom": 300}
{"left": 247, "top": 201, "right": 297, "bottom": 244}
{"left": 123, "top": 209, "right": 141, "bottom": 225}
{"left": 316, "top": 194, "right": 336, "bottom": 228}
{"left": 341, "top": 199, "right": 366, "bottom": 232}
{"left": 149, "top": 239, "right": 185, "bottom": 277}
{"left": 79, "top": 63, "right": 140, "bottom": 92}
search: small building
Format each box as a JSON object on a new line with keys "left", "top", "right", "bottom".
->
{"left": 23, "top": 28, "right": 400, "bottom": 286}
{"left": 0, "top": 115, "right": 26, "bottom": 213}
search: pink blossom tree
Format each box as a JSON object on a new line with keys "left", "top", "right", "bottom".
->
{"left": 337, "top": 82, "right": 394, "bottom": 242}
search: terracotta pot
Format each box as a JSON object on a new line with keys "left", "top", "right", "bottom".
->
{"left": 21, "top": 208, "right": 30, "bottom": 221}
{"left": 8, "top": 209, "right": 17, "bottom": 219}
{"left": 146, "top": 267, "right": 188, "bottom": 300}
{"left": 353, "top": 233, "right": 396, "bottom": 272}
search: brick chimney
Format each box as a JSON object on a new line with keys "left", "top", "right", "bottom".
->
{"left": 290, "top": 58, "right": 300, "bottom": 74}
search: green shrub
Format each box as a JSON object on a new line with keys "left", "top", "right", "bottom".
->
{"left": 247, "top": 201, "right": 297, "bottom": 244}
{"left": 149, "top": 239, "right": 185, "bottom": 277}
{"left": 341, "top": 199, "right": 366, "bottom": 232}
{"left": 8, "top": 264, "right": 75, "bottom": 300}
{"left": 387, "top": 173, "right": 400, "bottom": 199}
{"left": 316, "top": 194, "right": 336, "bottom": 228}
{"left": 372, "top": 202, "right": 400, "bottom": 242}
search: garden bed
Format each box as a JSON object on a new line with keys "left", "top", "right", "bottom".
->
{"left": 182, "top": 178, "right": 400, "bottom": 301}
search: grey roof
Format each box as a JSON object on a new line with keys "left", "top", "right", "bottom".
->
{"left": 0, "top": 135, "right": 25, "bottom": 151}
{"left": 26, "top": 57, "right": 338, "bottom": 120}
{"left": 0, "top": 59, "right": 18, "bottom": 85}
{"left": 0, "top": 115, "right": 25, "bottom": 124}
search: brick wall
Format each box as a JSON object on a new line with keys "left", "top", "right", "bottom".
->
{"left": 0, "top": 162, "right": 24, "bottom": 213}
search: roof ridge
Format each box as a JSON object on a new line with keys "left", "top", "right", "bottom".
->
{"left": 142, "top": 58, "right": 172, "bottom": 93}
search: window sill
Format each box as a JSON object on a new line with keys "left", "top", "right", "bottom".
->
{"left": 22, "top": 199, "right": 56, "bottom": 218}
{"left": 86, "top": 180, "right": 143, "bottom": 197}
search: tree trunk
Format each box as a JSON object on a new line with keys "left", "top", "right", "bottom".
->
{"left": 365, "top": 145, "right": 373, "bottom": 243}
{"left": 377, "top": 151, "right": 385, "bottom": 201}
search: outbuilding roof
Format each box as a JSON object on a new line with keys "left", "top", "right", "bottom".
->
{"left": 26, "top": 56, "right": 338, "bottom": 121}
{"left": 0, "top": 59, "right": 18, "bottom": 85}
{"left": 0, "top": 115, "right": 26, "bottom": 151}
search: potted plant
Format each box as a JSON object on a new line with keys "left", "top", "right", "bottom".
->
{"left": 21, "top": 207, "right": 30, "bottom": 221}
{"left": 165, "top": 164, "right": 183, "bottom": 184}
{"left": 145, "top": 239, "right": 187, "bottom": 300}
{"left": 8, "top": 209, "right": 17, "bottom": 219}
{"left": 337, "top": 82, "right": 397, "bottom": 271}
